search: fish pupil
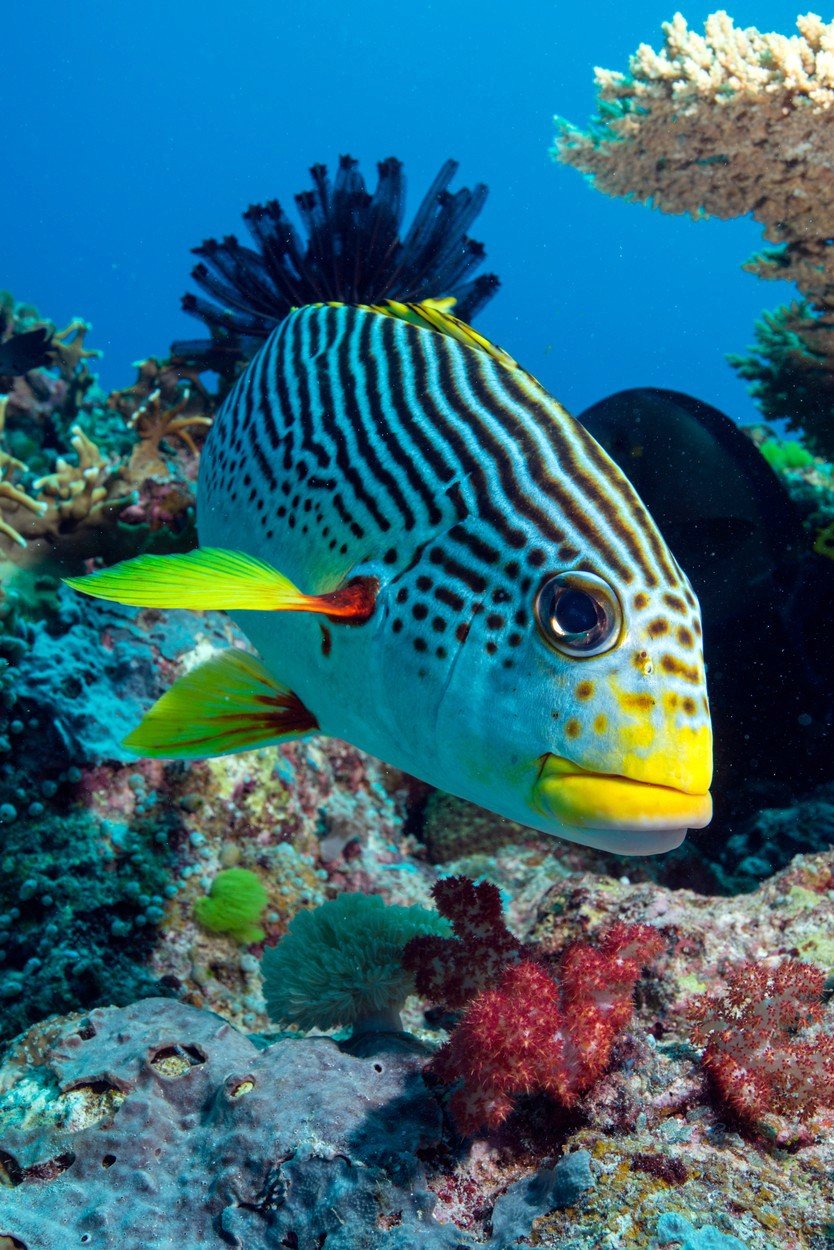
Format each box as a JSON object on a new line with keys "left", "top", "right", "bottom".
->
{"left": 553, "top": 590, "right": 599, "bottom": 636}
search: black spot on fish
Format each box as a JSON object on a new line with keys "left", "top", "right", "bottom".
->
{"left": 412, "top": 604, "right": 428, "bottom": 621}
{"left": 414, "top": 638, "right": 427, "bottom": 653}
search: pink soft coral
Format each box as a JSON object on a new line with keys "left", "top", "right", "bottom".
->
{"left": 404, "top": 877, "right": 662, "bottom": 1134}
{"left": 689, "top": 959, "right": 834, "bottom": 1137}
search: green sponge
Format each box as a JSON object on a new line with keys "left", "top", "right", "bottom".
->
{"left": 260, "top": 892, "right": 451, "bottom": 1033}
{"left": 194, "top": 867, "right": 268, "bottom": 943}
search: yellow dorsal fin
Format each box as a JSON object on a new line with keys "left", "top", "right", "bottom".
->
{"left": 124, "top": 648, "right": 318, "bottom": 759}
{"left": 65, "top": 548, "right": 377, "bottom": 619}
{"left": 325, "top": 298, "right": 522, "bottom": 373}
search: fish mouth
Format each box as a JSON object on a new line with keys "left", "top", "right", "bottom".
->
{"left": 532, "top": 753, "right": 712, "bottom": 849}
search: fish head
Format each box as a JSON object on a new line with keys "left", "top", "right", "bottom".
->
{"left": 423, "top": 545, "right": 712, "bottom": 856}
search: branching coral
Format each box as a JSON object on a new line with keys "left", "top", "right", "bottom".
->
{"left": 47, "top": 318, "right": 102, "bottom": 378}
{"left": 404, "top": 877, "right": 662, "bottom": 1134}
{"left": 33, "top": 426, "right": 125, "bottom": 527}
{"left": 553, "top": 11, "right": 834, "bottom": 456}
{"left": 0, "top": 452, "right": 46, "bottom": 547}
{"left": 689, "top": 957, "right": 834, "bottom": 1141}
{"left": 127, "top": 388, "right": 212, "bottom": 477}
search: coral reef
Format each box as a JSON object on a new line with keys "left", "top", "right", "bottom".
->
{"left": 0, "top": 998, "right": 587, "bottom": 1249}
{"left": 1, "top": 849, "right": 833, "bottom": 1246}
{"left": 0, "top": 293, "right": 211, "bottom": 571}
{"left": 553, "top": 12, "right": 834, "bottom": 457}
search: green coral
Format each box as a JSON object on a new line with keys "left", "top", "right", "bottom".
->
{"left": 728, "top": 302, "right": 834, "bottom": 462}
{"left": 195, "top": 867, "right": 268, "bottom": 943}
{"left": 758, "top": 438, "right": 815, "bottom": 473}
{"left": 260, "top": 893, "right": 451, "bottom": 1033}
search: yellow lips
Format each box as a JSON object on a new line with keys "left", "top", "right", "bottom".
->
{"left": 533, "top": 753, "right": 712, "bottom": 832}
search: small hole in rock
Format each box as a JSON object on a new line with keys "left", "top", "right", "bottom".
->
{"left": 373, "top": 1063, "right": 383, "bottom": 1073}
{"left": 149, "top": 1044, "right": 206, "bottom": 1077}
{"left": 102, "top": 1154, "right": 116, "bottom": 1168}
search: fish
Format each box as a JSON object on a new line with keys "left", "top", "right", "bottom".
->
{"left": 68, "top": 300, "right": 713, "bottom": 855}
{"left": 0, "top": 327, "right": 54, "bottom": 378}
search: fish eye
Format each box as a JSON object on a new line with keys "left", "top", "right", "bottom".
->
{"left": 534, "top": 572, "right": 623, "bottom": 658}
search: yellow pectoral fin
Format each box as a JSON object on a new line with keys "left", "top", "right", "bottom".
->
{"left": 123, "top": 648, "right": 319, "bottom": 759}
{"left": 65, "top": 548, "right": 377, "bottom": 619}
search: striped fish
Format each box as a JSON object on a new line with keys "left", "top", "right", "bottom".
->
{"left": 69, "top": 301, "right": 712, "bottom": 855}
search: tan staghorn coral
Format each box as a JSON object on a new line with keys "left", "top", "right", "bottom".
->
{"left": 33, "top": 427, "right": 126, "bottom": 527}
{"left": 0, "top": 452, "right": 47, "bottom": 547}
{"left": 127, "top": 387, "right": 212, "bottom": 478}
{"left": 48, "top": 318, "right": 102, "bottom": 378}
{"left": 553, "top": 10, "right": 834, "bottom": 457}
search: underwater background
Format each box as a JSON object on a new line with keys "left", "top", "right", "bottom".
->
{"left": 0, "top": 0, "right": 811, "bottom": 416}
{"left": 1, "top": 2, "right": 833, "bottom": 1248}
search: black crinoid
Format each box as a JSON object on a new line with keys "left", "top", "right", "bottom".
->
{"left": 171, "top": 155, "right": 499, "bottom": 376}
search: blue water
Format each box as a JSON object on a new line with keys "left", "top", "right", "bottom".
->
{"left": 4, "top": 0, "right": 798, "bottom": 422}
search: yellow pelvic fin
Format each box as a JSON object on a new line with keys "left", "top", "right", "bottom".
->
{"left": 326, "top": 298, "right": 523, "bottom": 374}
{"left": 65, "top": 547, "right": 376, "bottom": 618}
{"left": 123, "top": 648, "right": 319, "bottom": 759}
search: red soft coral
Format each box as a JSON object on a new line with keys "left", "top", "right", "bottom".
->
{"left": 406, "top": 877, "right": 662, "bottom": 1134}
{"left": 689, "top": 958, "right": 834, "bottom": 1136}
{"left": 402, "top": 876, "right": 523, "bottom": 1009}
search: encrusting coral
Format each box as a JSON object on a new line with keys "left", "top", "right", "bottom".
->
{"left": 553, "top": 11, "right": 834, "bottom": 457}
